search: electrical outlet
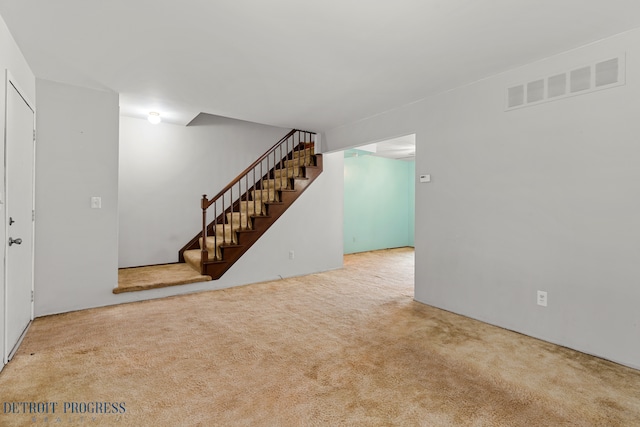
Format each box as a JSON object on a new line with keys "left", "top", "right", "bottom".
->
{"left": 289, "top": 250, "right": 295, "bottom": 260}
{"left": 537, "top": 290, "right": 548, "bottom": 307}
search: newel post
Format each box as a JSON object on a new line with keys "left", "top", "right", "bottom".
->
{"left": 200, "top": 194, "right": 209, "bottom": 275}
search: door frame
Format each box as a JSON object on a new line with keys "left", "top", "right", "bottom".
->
{"left": 3, "top": 69, "right": 36, "bottom": 365}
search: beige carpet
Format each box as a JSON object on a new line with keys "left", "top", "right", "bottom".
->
{"left": 115, "top": 263, "right": 211, "bottom": 293}
{"left": 1, "top": 248, "right": 640, "bottom": 426}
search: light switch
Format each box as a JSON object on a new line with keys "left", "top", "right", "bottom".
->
{"left": 419, "top": 174, "right": 431, "bottom": 183}
{"left": 91, "top": 197, "right": 102, "bottom": 209}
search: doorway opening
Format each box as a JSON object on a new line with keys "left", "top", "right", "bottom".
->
{"left": 342, "top": 134, "right": 415, "bottom": 254}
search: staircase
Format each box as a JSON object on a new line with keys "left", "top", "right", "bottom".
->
{"left": 179, "top": 130, "right": 323, "bottom": 279}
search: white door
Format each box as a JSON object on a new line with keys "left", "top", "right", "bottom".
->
{"left": 4, "top": 78, "right": 35, "bottom": 361}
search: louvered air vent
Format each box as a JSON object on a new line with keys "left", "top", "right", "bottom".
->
{"left": 506, "top": 55, "right": 625, "bottom": 111}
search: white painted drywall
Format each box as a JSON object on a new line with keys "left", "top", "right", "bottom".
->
{"left": 325, "top": 29, "right": 640, "bottom": 370}
{"left": 34, "top": 79, "right": 120, "bottom": 316}
{"left": 0, "top": 13, "right": 35, "bottom": 368}
{"left": 220, "top": 151, "right": 344, "bottom": 284}
{"left": 118, "top": 115, "right": 291, "bottom": 267}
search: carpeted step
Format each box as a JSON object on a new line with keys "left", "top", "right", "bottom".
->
{"left": 291, "top": 147, "right": 314, "bottom": 159}
{"left": 196, "top": 221, "right": 249, "bottom": 259}
{"left": 184, "top": 249, "right": 210, "bottom": 271}
{"left": 284, "top": 155, "right": 313, "bottom": 168}
{"left": 239, "top": 200, "right": 265, "bottom": 215}
{"left": 197, "top": 225, "right": 240, "bottom": 257}
{"left": 184, "top": 247, "right": 234, "bottom": 272}
{"left": 201, "top": 223, "right": 237, "bottom": 242}
{"left": 251, "top": 188, "right": 279, "bottom": 202}
{"left": 115, "top": 263, "right": 211, "bottom": 293}
{"left": 226, "top": 212, "right": 252, "bottom": 229}
{"left": 210, "top": 224, "right": 240, "bottom": 238}
{"left": 273, "top": 167, "right": 302, "bottom": 179}
{"left": 260, "top": 178, "right": 290, "bottom": 190}
{"left": 198, "top": 236, "right": 232, "bottom": 259}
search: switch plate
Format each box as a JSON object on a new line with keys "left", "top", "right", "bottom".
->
{"left": 289, "top": 250, "right": 295, "bottom": 260}
{"left": 91, "top": 197, "right": 102, "bottom": 209}
{"left": 419, "top": 174, "right": 431, "bottom": 183}
{"left": 537, "top": 290, "right": 548, "bottom": 307}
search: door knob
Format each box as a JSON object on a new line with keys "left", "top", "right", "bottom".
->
{"left": 9, "top": 217, "right": 14, "bottom": 225}
{"left": 8, "top": 237, "right": 22, "bottom": 246}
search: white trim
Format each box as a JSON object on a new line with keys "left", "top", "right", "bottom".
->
{"left": 6, "top": 321, "right": 30, "bottom": 361}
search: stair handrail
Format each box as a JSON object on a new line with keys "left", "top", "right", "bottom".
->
{"left": 203, "top": 129, "right": 298, "bottom": 209}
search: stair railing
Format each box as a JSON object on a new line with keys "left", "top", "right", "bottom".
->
{"left": 199, "top": 129, "right": 316, "bottom": 270}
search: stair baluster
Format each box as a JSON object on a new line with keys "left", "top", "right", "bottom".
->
{"left": 245, "top": 177, "right": 248, "bottom": 223}
{"left": 222, "top": 195, "right": 226, "bottom": 245}
{"left": 201, "top": 195, "right": 208, "bottom": 273}
{"left": 213, "top": 202, "right": 218, "bottom": 260}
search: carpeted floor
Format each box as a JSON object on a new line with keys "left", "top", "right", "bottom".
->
{"left": 1, "top": 247, "right": 639, "bottom": 426}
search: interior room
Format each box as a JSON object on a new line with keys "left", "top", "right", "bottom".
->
{"left": 1, "top": 1, "right": 640, "bottom": 425}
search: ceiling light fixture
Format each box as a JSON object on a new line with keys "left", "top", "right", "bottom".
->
{"left": 148, "top": 111, "right": 161, "bottom": 124}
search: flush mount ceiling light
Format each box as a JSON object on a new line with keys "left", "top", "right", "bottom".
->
{"left": 148, "top": 111, "right": 161, "bottom": 124}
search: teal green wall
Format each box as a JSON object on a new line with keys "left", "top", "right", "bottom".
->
{"left": 344, "top": 150, "right": 415, "bottom": 254}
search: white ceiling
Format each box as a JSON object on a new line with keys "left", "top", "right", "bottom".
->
{"left": 2, "top": 1, "right": 640, "bottom": 130}
{"left": 350, "top": 135, "right": 416, "bottom": 161}
{"left": 374, "top": 135, "right": 416, "bottom": 161}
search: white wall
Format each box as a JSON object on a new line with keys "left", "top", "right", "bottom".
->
{"left": 118, "top": 115, "right": 291, "bottom": 267}
{"left": 34, "top": 79, "right": 120, "bottom": 317}
{"left": 325, "top": 29, "right": 640, "bottom": 369}
{"left": 219, "top": 150, "right": 344, "bottom": 284}
{"left": 0, "top": 14, "right": 35, "bottom": 368}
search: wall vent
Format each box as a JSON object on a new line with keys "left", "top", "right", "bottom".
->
{"left": 595, "top": 58, "right": 619, "bottom": 87}
{"left": 507, "top": 85, "right": 524, "bottom": 108}
{"left": 547, "top": 73, "right": 566, "bottom": 98}
{"left": 570, "top": 66, "right": 591, "bottom": 93}
{"left": 506, "top": 54, "right": 625, "bottom": 111}
{"left": 527, "top": 79, "right": 545, "bottom": 103}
